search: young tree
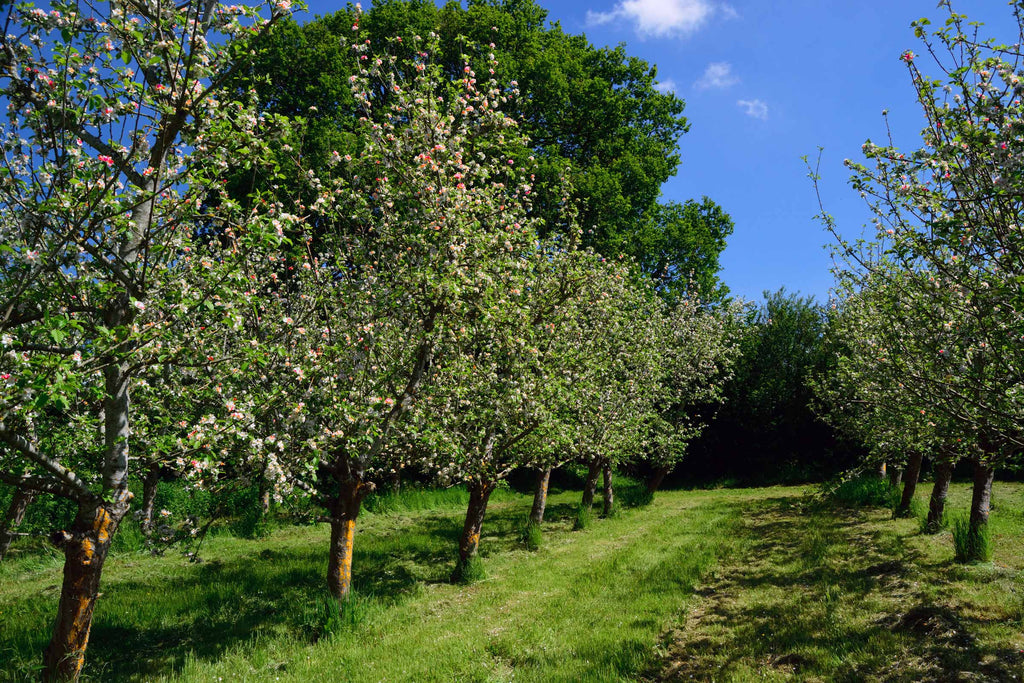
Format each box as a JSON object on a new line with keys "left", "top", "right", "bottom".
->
{"left": 821, "top": 2, "right": 1024, "bottom": 558}
{"left": 561, "top": 268, "right": 664, "bottom": 515}
{"left": 0, "top": 1, "right": 291, "bottom": 677}
{"left": 812, "top": 278, "right": 960, "bottom": 522}
{"left": 230, "top": 30, "right": 550, "bottom": 602}
{"left": 645, "top": 298, "right": 742, "bottom": 494}
{"left": 418, "top": 242, "right": 597, "bottom": 576}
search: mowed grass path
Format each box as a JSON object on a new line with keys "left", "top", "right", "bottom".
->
{"left": 650, "top": 483, "right": 1024, "bottom": 682}
{"left": 3, "top": 484, "right": 1024, "bottom": 682}
{"left": 0, "top": 487, "right": 747, "bottom": 682}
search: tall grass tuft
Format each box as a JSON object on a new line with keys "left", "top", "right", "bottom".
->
{"left": 825, "top": 475, "right": 894, "bottom": 508}
{"left": 451, "top": 554, "right": 486, "bottom": 584}
{"left": 573, "top": 505, "right": 593, "bottom": 531}
{"left": 952, "top": 516, "right": 992, "bottom": 563}
{"left": 521, "top": 521, "right": 543, "bottom": 551}
{"left": 300, "top": 592, "right": 380, "bottom": 642}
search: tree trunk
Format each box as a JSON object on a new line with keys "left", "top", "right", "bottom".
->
{"left": 925, "top": 459, "right": 954, "bottom": 533}
{"left": 895, "top": 451, "right": 924, "bottom": 518}
{"left": 581, "top": 461, "right": 601, "bottom": 510}
{"left": 601, "top": 461, "right": 614, "bottom": 517}
{"left": 140, "top": 465, "right": 160, "bottom": 538}
{"left": 0, "top": 488, "right": 34, "bottom": 561}
{"left": 647, "top": 465, "right": 670, "bottom": 494}
{"left": 326, "top": 478, "right": 370, "bottom": 604}
{"left": 968, "top": 457, "right": 995, "bottom": 557}
{"left": 529, "top": 468, "right": 551, "bottom": 526}
{"left": 888, "top": 465, "right": 903, "bottom": 488}
{"left": 457, "top": 479, "right": 495, "bottom": 568}
{"left": 43, "top": 500, "right": 128, "bottom": 682}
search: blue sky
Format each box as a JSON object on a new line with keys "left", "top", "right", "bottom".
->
{"left": 304, "top": 0, "right": 1014, "bottom": 304}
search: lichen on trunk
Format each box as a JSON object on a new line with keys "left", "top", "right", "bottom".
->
{"left": 325, "top": 476, "right": 371, "bottom": 604}
{"left": 457, "top": 479, "right": 495, "bottom": 572}
{"left": 43, "top": 499, "right": 128, "bottom": 682}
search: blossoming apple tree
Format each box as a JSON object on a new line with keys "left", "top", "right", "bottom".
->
{"left": 227, "top": 30, "right": 552, "bottom": 602}
{"left": 823, "top": 2, "right": 1024, "bottom": 558}
{"left": 0, "top": 0, "right": 295, "bottom": 677}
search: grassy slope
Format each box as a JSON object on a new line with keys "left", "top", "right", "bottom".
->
{"left": 2, "top": 483, "right": 1022, "bottom": 682}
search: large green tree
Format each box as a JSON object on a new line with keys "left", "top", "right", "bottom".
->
{"left": 230, "top": 0, "right": 731, "bottom": 299}
{"left": 683, "top": 290, "right": 859, "bottom": 484}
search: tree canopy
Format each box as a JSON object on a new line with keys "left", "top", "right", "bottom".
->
{"left": 229, "top": 0, "right": 731, "bottom": 300}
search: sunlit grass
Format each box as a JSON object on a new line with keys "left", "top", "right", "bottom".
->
{"left": 0, "top": 485, "right": 741, "bottom": 682}
{"left": 3, "top": 481, "right": 1023, "bottom": 682}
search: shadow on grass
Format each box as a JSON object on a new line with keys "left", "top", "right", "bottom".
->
{"left": 2, "top": 500, "right": 542, "bottom": 682}
{"left": 649, "top": 494, "right": 1024, "bottom": 682}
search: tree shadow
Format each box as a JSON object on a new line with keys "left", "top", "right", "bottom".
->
{"left": 0, "top": 500, "right": 535, "bottom": 681}
{"left": 650, "top": 493, "right": 1024, "bottom": 682}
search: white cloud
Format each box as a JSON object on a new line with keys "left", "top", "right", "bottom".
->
{"left": 721, "top": 3, "right": 740, "bottom": 19}
{"left": 587, "top": 0, "right": 715, "bottom": 38}
{"left": 695, "top": 62, "right": 738, "bottom": 90}
{"left": 737, "top": 98, "right": 769, "bottom": 120}
{"left": 654, "top": 79, "right": 678, "bottom": 93}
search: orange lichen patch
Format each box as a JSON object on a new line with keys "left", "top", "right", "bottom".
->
{"left": 80, "top": 539, "right": 95, "bottom": 565}
{"left": 330, "top": 518, "right": 357, "bottom": 597}
{"left": 92, "top": 508, "right": 112, "bottom": 546}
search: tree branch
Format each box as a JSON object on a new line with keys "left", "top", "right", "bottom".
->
{"left": 0, "top": 426, "right": 93, "bottom": 501}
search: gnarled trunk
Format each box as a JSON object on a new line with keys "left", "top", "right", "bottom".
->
{"left": 967, "top": 457, "right": 995, "bottom": 559}
{"left": 326, "top": 477, "right": 371, "bottom": 604}
{"left": 926, "top": 459, "right": 953, "bottom": 533}
{"left": 529, "top": 468, "right": 551, "bottom": 525}
{"left": 647, "top": 465, "right": 670, "bottom": 495}
{"left": 581, "top": 461, "right": 601, "bottom": 510}
{"left": 601, "top": 461, "right": 614, "bottom": 517}
{"left": 43, "top": 499, "right": 128, "bottom": 682}
{"left": 140, "top": 465, "right": 160, "bottom": 538}
{"left": 895, "top": 451, "right": 924, "bottom": 518}
{"left": 0, "top": 488, "right": 34, "bottom": 561}
{"left": 457, "top": 479, "right": 495, "bottom": 568}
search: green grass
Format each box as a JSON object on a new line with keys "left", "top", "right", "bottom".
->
{"left": 823, "top": 474, "right": 897, "bottom": 508}
{"left": 952, "top": 515, "right": 994, "bottom": 564}
{"left": 0, "top": 487, "right": 740, "bottom": 682}
{"left": 649, "top": 482, "right": 1024, "bottom": 681}
{"left": 2, "top": 482, "right": 1023, "bottom": 682}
